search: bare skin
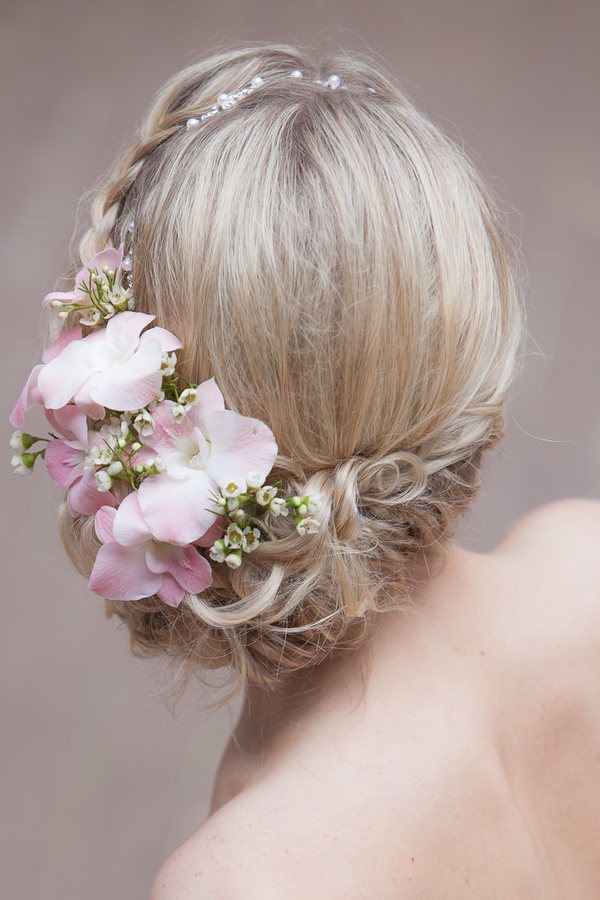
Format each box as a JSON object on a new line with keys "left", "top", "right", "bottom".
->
{"left": 151, "top": 499, "right": 600, "bottom": 899}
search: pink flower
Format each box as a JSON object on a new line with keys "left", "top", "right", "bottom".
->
{"left": 137, "top": 380, "right": 278, "bottom": 545}
{"left": 10, "top": 325, "right": 85, "bottom": 427}
{"left": 43, "top": 406, "right": 118, "bottom": 515}
{"left": 37, "top": 311, "right": 182, "bottom": 418}
{"left": 89, "top": 493, "right": 216, "bottom": 606}
{"left": 42, "top": 246, "right": 124, "bottom": 308}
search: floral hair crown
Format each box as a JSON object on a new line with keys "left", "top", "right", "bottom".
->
{"left": 10, "top": 243, "right": 321, "bottom": 608}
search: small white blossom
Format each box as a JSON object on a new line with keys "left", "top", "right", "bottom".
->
{"left": 11, "top": 454, "right": 33, "bottom": 476}
{"left": 296, "top": 517, "right": 320, "bottom": 536}
{"left": 80, "top": 308, "right": 102, "bottom": 326}
{"left": 179, "top": 387, "right": 199, "bottom": 408}
{"left": 153, "top": 455, "right": 167, "bottom": 474}
{"left": 256, "top": 486, "right": 277, "bottom": 507}
{"left": 107, "top": 461, "right": 123, "bottom": 476}
{"left": 242, "top": 527, "right": 261, "bottom": 553}
{"left": 307, "top": 494, "right": 323, "bottom": 516}
{"left": 10, "top": 430, "right": 25, "bottom": 450}
{"left": 225, "top": 551, "right": 242, "bottom": 569}
{"left": 246, "top": 472, "right": 266, "bottom": 489}
{"left": 95, "top": 470, "right": 113, "bottom": 492}
{"left": 269, "top": 497, "right": 288, "bottom": 517}
{"left": 227, "top": 497, "right": 240, "bottom": 511}
{"left": 86, "top": 443, "right": 115, "bottom": 468}
{"left": 223, "top": 480, "right": 244, "bottom": 498}
{"left": 147, "top": 391, "right": 165, "bottom": 412}
{"left": 171, "top": 404, "right": 187, "bottom": 424}
{"left": 209, "top": 540, "right": 227, "bottom": 563}
{"left": 224, "top": 524, "right": 245, "bottom": 548}
{"left": 161, "top": 352, "right": 177, "bottom": 377}
{"left": 134, "top": 410, "right": 155, "bottom": 437}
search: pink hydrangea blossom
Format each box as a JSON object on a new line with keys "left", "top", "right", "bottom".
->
{"left": 89, "top": 493, "right": 217, "bottom": 606}
{"left": 137, "top": 379, "right": 278, "bottom": 545}
{"left": 42, "top": 246, "right": 124, "bottom": 308}
{"left": 37, "top": 311, "right": 182, "bottom": 418}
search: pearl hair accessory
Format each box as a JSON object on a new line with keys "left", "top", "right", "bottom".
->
{"left": 185, "top": 70, "right": 343, "bottom": 130}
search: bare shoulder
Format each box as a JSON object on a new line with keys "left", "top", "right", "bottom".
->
{"left": 496, "top": 497, "right": 600, "bottom": 559}
{"left": 492, "top": 498, "right": 600, "bottom": 614}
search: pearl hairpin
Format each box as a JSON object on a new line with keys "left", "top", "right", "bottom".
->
{"left": 185, "top": 70, "right": 344, "bottom": 131}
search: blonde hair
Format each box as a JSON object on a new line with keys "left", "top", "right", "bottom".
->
{"left": 59, "top": 45, "right": 522, "bottom": 693}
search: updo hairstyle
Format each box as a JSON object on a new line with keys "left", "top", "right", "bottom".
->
{"left": 59, "top": 45, "right": 522, "bottom": 692}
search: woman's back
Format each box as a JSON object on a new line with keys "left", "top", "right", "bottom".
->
{"left": 152, "top": 499, "right": 600, "bottom": 899}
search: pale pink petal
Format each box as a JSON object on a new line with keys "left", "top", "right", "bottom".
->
{"left": 137, "top": 470, "right": 217, "bottom": 544}
{"left": 112, "top": 492, "right": 152, "bottom": 547}
{"left": 44, "top": 440, "right": 85, "bottom": 488}
{"left": 38, "top": 339, "right": 98, "bottom": 410}
{"left": 67, "top": 469, "right": 118, "bottom": 516}
{"left": 204, "top": 409, "right": 278, "bottom": 488}
{"left": 144, "top": 401, "right": 194, "bottom": 457}
{"left": 103, "top": 310, "right": 155, "bottom": 344}
{"left": 45, "top": 406, "right": 88, "bottom": 446}
{"left": 95, "top": 506, "right": 117, "bottom": 544}
{"left": 156, "top": 573, "right": 184, "bottom": 607}
{"left": 139, "top": 326, "right": 182, "bottom": 352}
{"left": 186, "top": 379, "right": 225, "bottom": 435}
{"left": 146, "top": 542, "right": 212, "bottom": 596}
{"left": 83, "top": 246, "right": 122, "bottom": 279}
{"left": 76, "top": 337, "right": 163, "bottom": 412}
{"left": 89, "top": 541, "right": 161, "bottom": 601}
{"left": 41, "top": 325, "right": 83, "bottom": 364}
{"left": 10, "top": 365, "right": 43, "bottom": 427}
{"left": 194, "top": 520, "right": 224, "bottom": 547}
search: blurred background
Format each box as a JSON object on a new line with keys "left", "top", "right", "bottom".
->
{"left": 1, "top": 0, "right": 599, "bottom": 897}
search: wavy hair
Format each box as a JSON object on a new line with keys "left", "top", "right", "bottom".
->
{"left": 58, "top": 44, "right": 522, "bottom": 694}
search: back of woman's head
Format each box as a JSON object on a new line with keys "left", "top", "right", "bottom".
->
{"left": 60, "top": 44, "right": 522, "bottom": 692}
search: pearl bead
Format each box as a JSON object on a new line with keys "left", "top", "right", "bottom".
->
{"left": 217, "top": 92, "right": 230, "bottom": 107}
{"left": 327, "top": 74, "right": 341, "bottom": 89}
{"left": 127, "top": 219, "right": 135, "bottom": 233}
{"left": 290, "top": 70, "right": 303, "bottom": 79}
{"left": 251, "top": 76, "right": 264, "bottom": 88}
{"left": 122, "top": 256, "right": 133, "bottom": 272}
{"left": 186, "top": 117, "right": 200, "bottom": 130}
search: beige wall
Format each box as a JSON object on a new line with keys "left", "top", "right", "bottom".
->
{"left": 2, "top": 0, "right": 599, "bottom": 897}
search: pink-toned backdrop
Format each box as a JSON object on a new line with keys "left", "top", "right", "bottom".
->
{"left": 2, "top": 1, "right": 599, "bottom": 897}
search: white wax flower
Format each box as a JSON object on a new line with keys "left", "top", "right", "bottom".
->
{"left": 269, "top": 497, "right": 288, "bottom": 517}
{"left": 296, "top": 517, "right": 319, "bottom": 536}
{"left": 246, "top": 472, "right": 266, "bottom": 489}
{"left": 256, "top": 486, "right": 277, "bottom": 507}
{"left": 95, "top": 470, "right": 113, "bottom": 492}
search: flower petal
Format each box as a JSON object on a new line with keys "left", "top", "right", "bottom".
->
{"left": 10, "top": 365, "right": 43, "bottom": 427}
{"left": 204, "top": 409, "right": 278, "bottom": 488}
{"left": 156, "top": 573, "right": 184, "bottom": 607}
{"left": 44, "top": 439, "right": 85, "bottom": 488}
{"left": 139, "top": 326, "right": 182, "bottom": 353}
{"left": 186, "top": 379, "right": 225, "bottom": 435}
{"left": 38, "top": 338, "right": 99, "bottom": 410}
{"left": 76, "top": 337, "right": 164, "bottom": 414}
{"left": 41, "top": 325, "right": 83, "bottom": 364}
{"left": 194, "top": 520, "right": 224, "bottom": 547}
{"left": 112, "top": 492, "right": 152, "bottom": 547}
{"left": 95, "top": 506, "right": 117, "bottom": 544}
{"left": 45, "top": 405, "right": 88, "bottom": 446}
{"left": 137, "top": 470, "right": 218, "bottom": 544}
{"left": 89, "top": 541, "right": 161, "bottom": 601}
{"left": 103, "top": 309, "right": 155, "bottom": 344}
{"left": 67, "top": 469, "right": 118, "bottom": 516}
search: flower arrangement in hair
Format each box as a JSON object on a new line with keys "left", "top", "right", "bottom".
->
{"left": 10, "top": 243, "right": 321, "bottom": 607}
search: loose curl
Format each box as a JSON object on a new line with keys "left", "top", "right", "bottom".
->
{"left": 58, "top": 44, "right": 522, "bottom": 694}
